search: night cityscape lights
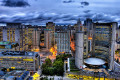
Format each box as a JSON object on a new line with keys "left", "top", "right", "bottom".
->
{"left": 0, "top": 0, "right": 120, "bottom": 80}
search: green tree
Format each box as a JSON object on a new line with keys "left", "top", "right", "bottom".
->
{"left": 45, "top": 58, "right": 52, "bottom": 66}
{"left": 56, "top": 54, "right": 72, "bottom": 61}
{"left": 53, "top": 59, "right": 64, "bottom": 76}
{"left": 42, "top": 64, "right": 49, "bottom": 75}
{"left": 42, "top": 58, "right": 53, "bottom": 75}
{"left": 48, "top": 67, "right": 54, "bottom": 75}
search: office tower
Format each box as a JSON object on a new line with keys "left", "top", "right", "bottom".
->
{"left": 55, "top": 25, "right": 71, "bottom": 31}
{"left": 56, "top": 30, "right": 70, "bottom": 53}
{"left": 84, "top": 18, "right": 93, "bottom": 53}
{"left": 0, "top": 23, "right": 41, "bottom": 51}
{"left": 75, "top": 19, "right": 83, "bottom": 31}
{"left": 116, "top": 27, "right": 120, "bottom": 41}
{"left": 44, "top": 30, "right": 53, "bottom": 50}
{"left": 39, "top": 26, "right": 46, "bottom": 50}
{"left": 92, "top": 22, "right": 117, "bottom": 70}
{"left": 0, "top": 27, "right": 3, "bottom": 41}
{"left": 25, "top": 25, "right": 41, "bottom": 51}
{"left": 75, "top": 19, "right": 89, "bottom": 56}
{"left": 45, "top": 22, "right": 55, "bottom": 50}
{"left": 40, "top": 31, "right": 45, "bottom": 49}
{"left": 46, "top": 22, "right": 55, "bottom": 31}
{"left": 19, "top": 25, "right": 28, "bottom": 51}
{"left": 3, "top": 23, "right": 21, "bottom": 42}
{"left": 27, "top": 26, "right": 34, "bottom": 50}
{"left": 0, "top": 51, "right": 40, "bottom": 71}
{"left": 83, "top": 32, "right": 88, "bottom": 56}
{"left": 115, "top": 27, "right": 120, "bottom": 50}
{"left": 84, "top": 18, "right": 93, "bottom": 31}
{"left": 32, "top": 28, "right": 40, "bottom": 50}
{"left": 75, "top": 19, "right": 84, "bottom": 69}
{"left": 1, "top": 23, "right": 27, "bottom": 51}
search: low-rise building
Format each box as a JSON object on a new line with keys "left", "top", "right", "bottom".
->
{"left": 0, "top": 51, "right": 40, "bottom": 72}
{"left": 0, "top": 41, "right": 19, "bottom": 51}
{"left": 0, "top": 70, "right": 30, "bottom": 80}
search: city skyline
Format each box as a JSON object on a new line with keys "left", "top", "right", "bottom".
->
{"left": 0, "top": 0, "right": 120, "bottom": 25}
{"left": 0, "top": 0, "right": 120, "bottom": 80}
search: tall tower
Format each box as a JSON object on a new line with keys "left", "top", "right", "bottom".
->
{"left": 110, "top": 22, "right": 117, "bottom": 70}
{"left": 46, "top": 22, "right": 55, "bottom": 47}
{"left": 75, "top": 19, "right": 84, "bottom": 69}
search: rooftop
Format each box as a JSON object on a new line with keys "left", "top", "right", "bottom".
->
{"left": 0, "top": 41, "right": 18, "bottom": 46}
{"left": 0, "top": 41, "right": 10, "bottom": 45}
{"left": 1, "top": 70, "right": 29, "bottom": 79}
{"left": 0, "top": 51, "right": 38, "bottom": 57}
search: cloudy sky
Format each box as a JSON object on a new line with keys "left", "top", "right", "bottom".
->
{"left": 0, "top": 0, "right": 120, "bottom": 25}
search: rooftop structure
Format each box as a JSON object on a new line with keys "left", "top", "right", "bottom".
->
{"left": 0, "top": 70, "right": 30, "bottom": 80}
{"left": 84, "top": 58, "right": 106, "bottom": 66}
{"left": 0, "top": 51, "right": 37, "bottom": 56}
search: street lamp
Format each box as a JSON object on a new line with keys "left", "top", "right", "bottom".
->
{"left": 98, "top": 71, "right": 100, "bottom": 80}
{"left": 104, "top": 72, "right": 105, "bottom": 80}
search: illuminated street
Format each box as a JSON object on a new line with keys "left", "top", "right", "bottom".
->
{"left": 66, "top": 73, "right": 115, "bottom": 80}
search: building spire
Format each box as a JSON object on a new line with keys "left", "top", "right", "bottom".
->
{"left": 77, "top": 18, "right": 81, "bottom": 24}
{"left": 77, "top": 18, "right": 83, "bottom": 31}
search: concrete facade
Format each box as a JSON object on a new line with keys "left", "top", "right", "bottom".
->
{"left": 56, "top": 31, "right": 70, "bottom": 53}
{"left": 110, "top": 22, "right": 117, "bottom": 70}
{"left": 92, "top": 22, "right": 117, "bottom": 70}
{"left": 75, "top": 31, "right": 84, "bottom": 69}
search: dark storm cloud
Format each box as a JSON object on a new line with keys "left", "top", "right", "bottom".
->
{"left": 81, "top": 1, "right": 89, "bottom": 6}
{"left": 0, "top": 0, "right": 120, "bottom": 25}
{"left": 2, "top": 0, "right": 30, "bottom": 7}
{"left": 78, "top": 6, "right": 84, "bottom": 8}
{"left": 63, "top": 0, "right": 74, "bottom": 3}
{"left": 0, "top": 12, "right": 119, "bottom": 25}
{"left": 83, "top": 10, "right": 91, "bottom": 13}
{"left": 83, "top": 13, "right": 94, "bottom": 19}
{"left": 92, "top": 13, "right": 116, "bottom": 22}
{"left": 0, "top": 12, "right": 78, "bottom": 23}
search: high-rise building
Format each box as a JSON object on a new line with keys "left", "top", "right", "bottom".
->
{"left": 92, "top": 22, "right": 117, "bottom": 70}
{"left": 45, "top": 22, "right": 55, "bottom": 50}
{"left": 75, "top": 31, "right": 84, "bottom": 69}
{"left": 83, "top": 32, "right": 88, "bottom": 56}
{"left": 40, "top": 31, "right": 45, "bottom": 49}
{"left": 44, "top": 30, "right": 53, "bottom": 50}
{"left": 46, "top": 22, "right": 55, "bottom": 31}
{"left": 84, "top": 18, "right": 93, "bottom": 53}
{"left": 75, "top": 19, "right": 84, "bottom": 69}
{"left": 84, "top": 18, "right": 93, "bottom": 31}
{"left": 116, "top": 27, "right": 120, "bottom": 41}
{"left": 56, "top": 30, "right": 70, "bottom": 53}
{"left": 0, "top": 23, "right": 41, "bottom": 51}
{"left": 32, "top": 27, "right": 40, "bottom": 50}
